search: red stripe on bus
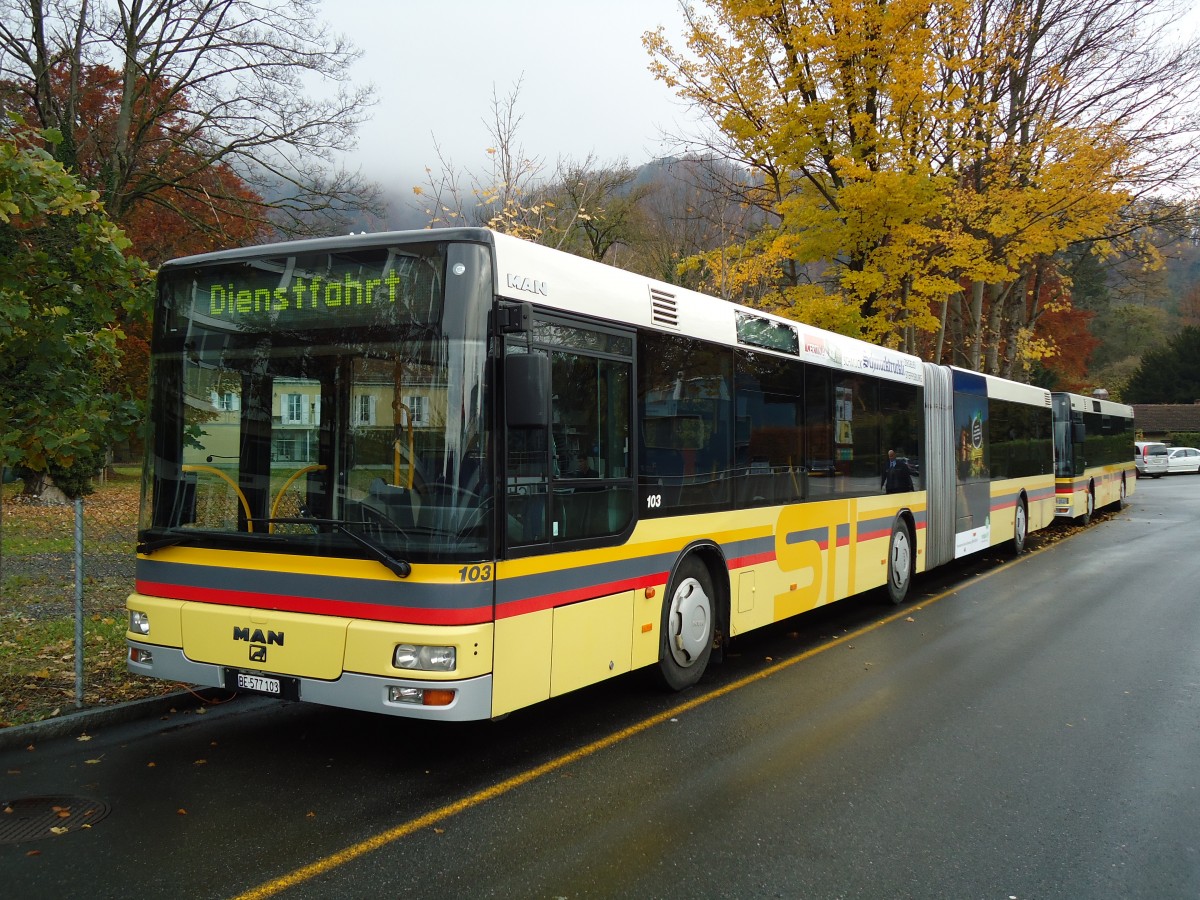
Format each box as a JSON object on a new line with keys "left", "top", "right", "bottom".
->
{"left": 727, "top": 550, "right": 777, "bottom": 569}
{"left": 495, "top": 571, "right": 666, "bottom": 619}
{"left": 857, "top": 528, "right": 890, "bottom": 542}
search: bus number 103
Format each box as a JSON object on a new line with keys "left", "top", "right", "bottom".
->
{"left": 458, "top": 564, "right": 493, "bottom": 583}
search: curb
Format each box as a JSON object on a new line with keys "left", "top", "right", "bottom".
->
{"left": 0, "top": 688, "right": 233, "bottom": 752}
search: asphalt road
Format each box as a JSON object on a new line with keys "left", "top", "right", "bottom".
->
{"left": 2, "top": 473, "right": 1198, "bottom": 899}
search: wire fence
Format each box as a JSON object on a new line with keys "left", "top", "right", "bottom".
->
{"left": 0, "top": 473, "right": 150, "bottom": 726}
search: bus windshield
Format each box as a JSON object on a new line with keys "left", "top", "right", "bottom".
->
{"left": 139, "top": 239, "right": 494, "bottom": 565}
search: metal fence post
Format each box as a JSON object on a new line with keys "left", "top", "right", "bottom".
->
{"left": 74, "top": 496, "right": 84, "bottom": 709}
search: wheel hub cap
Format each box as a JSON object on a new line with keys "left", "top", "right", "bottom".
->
{"left": 669, "top": 578, "right": 711, "bottom": 666}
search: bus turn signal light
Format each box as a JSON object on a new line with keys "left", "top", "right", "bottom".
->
{"left": 388, "top": 686, "right": 457, "bottom": 707}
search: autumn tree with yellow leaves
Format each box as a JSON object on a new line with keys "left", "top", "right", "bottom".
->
{"left": 645, "top": 0, "right": 1200, "bottom": 376}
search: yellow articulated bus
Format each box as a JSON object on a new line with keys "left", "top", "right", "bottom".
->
{"left": 128, "top": 228, "right": 1060, "bottom": 721}
{"left": 1052, "top": 391, "right": 1136, "bottom": 524}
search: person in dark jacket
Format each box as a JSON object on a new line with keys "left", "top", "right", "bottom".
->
{"left": 882, "top": 449, "right": 915, "bottom": 494}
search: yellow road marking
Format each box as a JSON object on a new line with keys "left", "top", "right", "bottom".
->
{"left": 230, "top": 545, "right": 1044, "bottom": 900}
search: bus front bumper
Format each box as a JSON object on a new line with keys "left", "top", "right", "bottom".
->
{"left": 126, "top": 640, "right": 495, "bottom": 721}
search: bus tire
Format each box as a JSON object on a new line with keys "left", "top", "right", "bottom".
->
{"left": 1076, "top": 484, "right": 1094, "bottom": 526}
{"left": 1011, "top": 497, "right": 1028, "bottom": 556}
{"left": 885, "top": 518, "right": 913, "bottom": 605}
{"left": 657, "top": 556, "right": 714, "bottom": 691}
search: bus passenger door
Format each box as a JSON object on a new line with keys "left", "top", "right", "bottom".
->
{"left": 493, "top": 315, "right": 637, "bottom": 715}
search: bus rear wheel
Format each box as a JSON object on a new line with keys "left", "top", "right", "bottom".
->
{"left": 657, "top": 556, "right": 714, "bottom": 691}
{"left": 885, "top": 519, "right": 913, "bottom": 605}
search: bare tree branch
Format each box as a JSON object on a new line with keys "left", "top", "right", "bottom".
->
{"left": 0, "top": 0, "right": 382, "bottom": 238}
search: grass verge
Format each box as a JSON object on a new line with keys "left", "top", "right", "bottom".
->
{"left": 1, "top": 470, "right": 176, "bottom": 728}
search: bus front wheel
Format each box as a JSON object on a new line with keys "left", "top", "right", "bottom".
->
{"left": 1011, "top": 499, "right": 1028, "bottom": 555}
{"left": 886, "top": 519, "right": 913, "bottom": 605}
{"left": 1076, "top": 484, "right": 1094, "bottom": 526}
{"left": 657, "top": 556, "right": 714, "bottom": 691}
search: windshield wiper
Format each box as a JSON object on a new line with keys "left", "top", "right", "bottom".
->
{"left": 250, "top": 517, "right": 412, "bottom": 579}
{"left": 137, "top": 530, "right": 205, "bottom": 554}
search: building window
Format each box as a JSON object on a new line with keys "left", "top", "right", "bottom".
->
{"left": 405, "top": 395, "right": 427, "bottom": 426}
{"left": 354, "top": 394, "right": 377, "bottom": 426}
{"left": 283, "top": 393, "right": 305, "bottom": 424}
{"left": 213, "top": 390, "right": 239, "bottom": 411}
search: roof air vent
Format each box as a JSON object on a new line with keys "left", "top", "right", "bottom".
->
{"left": 650, "top": 287, "right": 679, "bottom": 329}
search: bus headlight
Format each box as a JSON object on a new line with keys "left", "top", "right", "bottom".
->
{"left": 130, "top": 610, "right": 151, "bottom": 635}
{"left": 393, "top": 644, "right": 456, "bottom": 672}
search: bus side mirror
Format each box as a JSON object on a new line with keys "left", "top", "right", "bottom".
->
{"left": 1072, "top": 423, "right": 1086, "bottom": 443}
{"left": 506, "top": 353, "right": 550, "bottom": 428}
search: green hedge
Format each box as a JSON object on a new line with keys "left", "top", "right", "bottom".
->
{"left": 1167, "top": 432, "right": 1200, "bottom": 447}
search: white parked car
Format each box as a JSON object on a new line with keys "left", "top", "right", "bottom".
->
{"left": 1135, "top": 441, "right": 1169, "bottom": 478}
{"left": 1166, "top": 446, "right": 1200, "bottom": 475}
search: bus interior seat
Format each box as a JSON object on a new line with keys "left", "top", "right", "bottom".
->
{"left": 507, "top": 491, "right": 549, "bottom": 544}
{"left": 362, "top": 477, "right": 415, "bottom": 531}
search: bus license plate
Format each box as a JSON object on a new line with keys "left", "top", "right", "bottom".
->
{"left": 236, "top": 672, "right": 281, "bottom": 695}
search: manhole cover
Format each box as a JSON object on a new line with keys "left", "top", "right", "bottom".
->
{"left": 0, "top": 796, "right": 111, "bottom": 844}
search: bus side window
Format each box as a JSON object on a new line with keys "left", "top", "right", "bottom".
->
{"left": 506, "top": 322, "right": 634, "bottom": 546}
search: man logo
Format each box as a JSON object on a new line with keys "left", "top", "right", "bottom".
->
{"left": 233, "top": 626, "right": 284, "bottom": 645}
{"left": 506, "top": 273, "right": 548, "bottom": 296}
{"left": 249, "top": 645, "right": 267, "bottom": 663}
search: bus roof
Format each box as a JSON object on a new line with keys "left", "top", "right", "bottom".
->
{"left": 490, "top": 231, "right": 924, "bottom": 386}
{"left": 160, "top": 226, "right": 926, "bottom": 387}
{"left": 1053, "top": 390, "right": 1135, "bottom": 418}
